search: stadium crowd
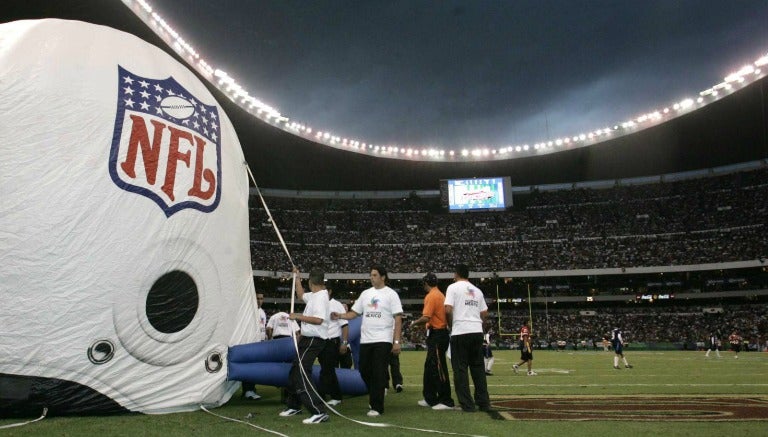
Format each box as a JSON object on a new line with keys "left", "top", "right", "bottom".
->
{"left": 249, "top": 167, "right": 768, "bottom": 272}
{"left": 487, "top": 304, "right": 767, "bottom": 349}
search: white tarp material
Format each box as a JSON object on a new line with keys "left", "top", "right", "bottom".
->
{"left": 0, "top": 19, "right": 259, "bottom": 415}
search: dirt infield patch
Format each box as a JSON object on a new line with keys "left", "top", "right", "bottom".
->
{"left": 491, "top": 395, "right": 768, "bottom": 421}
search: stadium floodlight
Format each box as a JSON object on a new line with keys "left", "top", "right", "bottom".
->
{"left": 725, "top": 65, "right": 755, "bottom": 82}
{"left": 136, "top": 0, "right": 152, "bottom": 12}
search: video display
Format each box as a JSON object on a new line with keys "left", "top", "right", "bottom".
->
{"left": 446, "top": 177, "right": 511, "bottom": 211}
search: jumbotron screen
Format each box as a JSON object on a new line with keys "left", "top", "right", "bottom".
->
{"left": 445, "top": 177, "right": 512, "bottom": 212}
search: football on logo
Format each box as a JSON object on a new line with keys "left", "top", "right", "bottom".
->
{"left": 368, "top": 298, "right": 380, "bottom": 309}
{"left": 160, "top": 95, "right": 196, "bottom": 119}
{"left": 109, "top": 66, "right": 222, "bottom": 217}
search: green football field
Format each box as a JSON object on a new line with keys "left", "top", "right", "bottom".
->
{"left": 2, "top": 349, "right": 766, "bottom": 436}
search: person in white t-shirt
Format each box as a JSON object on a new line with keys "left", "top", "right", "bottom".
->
{"left": 243, "top": 292, "right": 267, "bottom": 400}
{"left": 267, "top": 311, "right": 300, "bottom": 340}
{"left": 333, "top": 265, "right": 403, "bottom": 417}
{"left": 444, "top": 264, "right": 491, "bottom": 413}
{"left": 279, "top": 268, "right": 330, "bottom": 425}
{"left": 318, "top": 286, "right": 349, "bottom": 405}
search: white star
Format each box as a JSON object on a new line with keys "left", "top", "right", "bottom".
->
{"left": 182, "top": 119, "right": 190, "bottom": 125}
{"left": 140, "top": 101, "right": 150, "bottom": 110}
{"left": 154, "top": 84, "right": 163, "bottom": 92}
{"left": 123, "top": 86, "right": 134, "bottom": 95}
{"left": 203, "top": 127, "right": 209, "bottom": 136}
{"left": 123, "top": 76, "right": 134, "bottom": 84}
{"left": 193, "top": 120, "right": 200, "bottom": 129}
{"left": 212, "top": 132, "right": 218, "bottom": 141}
{"left": 200, "top": 106, "right": 207, "bottom": 113}
{"left": 166, "top": 88, "right": 175, "bottom": 95}
{"left": 138, "top": 80, "right": 149, "bottom": 88}
{"left": 210, "top": 112, "right": 217, "bottom": 119}
{"left": 124, "top": 98, "right": 135, "bottom": 107}
{"left": 189, "top": 99, "right": 197, "bottom": 107}
{"left": 211, "top": 121, "right": 218, "bottom": 130}
{"left": 155, "top": 94, "right": 162, "bottom": 102}
{"left": 155, "top": 107, "right": 163, "bottom": 115}
{"left": 202, "top": 116, "right": 208, "bottom": 125}
{"left": 140, "top": 90, "right": 150, "bottom": 99}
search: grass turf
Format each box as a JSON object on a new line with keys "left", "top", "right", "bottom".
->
{"left": 2, "top": 349, "right": 766, "bottom": 436}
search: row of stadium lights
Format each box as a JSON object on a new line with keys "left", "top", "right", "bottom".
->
{"left": 126, "top": 0, "right": 768, "bottom": 162}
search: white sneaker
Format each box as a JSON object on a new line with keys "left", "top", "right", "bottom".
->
{"left": 513, "top": 364, "right": 519, "bottom": 374}
{"left": 432, "top": 403, "right": 453, "bottom": 410}
{"left": 327, "top": 399, "right": 341, "bottom": 406}
{"left": 244, "top": 390, "right": 261, "bottom": 400}
{"left": 367, "top": 410, "right": 380, "bottom": 417}
{"left": 417, "top": 399, "right": 430, "bottom": 407}
{"left": 302, "top": 413, "right": 329, "bottom": 424}
{"left": 527, "top": 371, "right": 537, "bottom": 376}
{"left": 384, "top": 388, "right": 388, "bottom": 396}
{"left": 279, "top": 408, "right": 302, "bottom": 417}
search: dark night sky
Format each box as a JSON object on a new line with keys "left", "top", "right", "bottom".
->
{"left": 132, "top": 1, "right": 768, "bottom": 148}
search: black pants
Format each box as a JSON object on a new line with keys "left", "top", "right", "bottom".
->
{"left": 285, "top": 336, "right": 326, "bottom": 415}
{"left": 338, "top": 346, "right": 353, "bottom": 369}
{"left": 386, "top": 353, "right": 403, "bottom": 388}
{"left": 423, "top": 328, "right": 454, "bottom": 406}
{"left": 450, "top": 333, "right": 490, "bottom": 412}
{"left": 359, "top": 342, "right": 392, "bottom": 414}
{"left": 318, "top": 337, "right": 342, "bottom": 400}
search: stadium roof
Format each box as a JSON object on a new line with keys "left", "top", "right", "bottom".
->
{"left": 4, "top": 0, "right": 768, "bottom": 190}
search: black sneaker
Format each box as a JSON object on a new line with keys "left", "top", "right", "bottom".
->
{"left": 625, "top": 364, "right": 633, "bottom": 369}
{"left": 613, "top": 366, "right": 620, "bottom": 370}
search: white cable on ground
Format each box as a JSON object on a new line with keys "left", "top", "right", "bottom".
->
{"left": 200, "top": 405, "right": 289, "bottom": 437}
{"left": 244, "top": 163, "right": 489, "bottom": 437}
{"left": 0, "top": 408, "right": 47, "bottom": 429}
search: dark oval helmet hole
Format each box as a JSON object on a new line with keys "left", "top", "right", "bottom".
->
{"left": 146, "top": 270, "right": 199, "bottom": 334}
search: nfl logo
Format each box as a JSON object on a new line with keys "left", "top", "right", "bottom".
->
{"left": 109, "top": 66, "right": 221, "bottom": 217}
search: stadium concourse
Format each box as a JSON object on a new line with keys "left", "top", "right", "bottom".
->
{"left": 247, "top": 162, "right": 768, "bottom": 352}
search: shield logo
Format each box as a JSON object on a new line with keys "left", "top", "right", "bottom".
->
{"left": 109, "top": 65, "right": 222, "bottom": 217}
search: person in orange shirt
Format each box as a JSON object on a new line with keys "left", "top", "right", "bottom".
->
{"left": 410, "top": 273, "right": 455, "bottom": 410}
